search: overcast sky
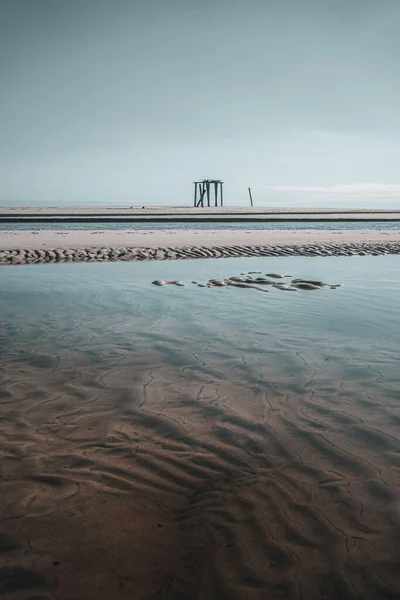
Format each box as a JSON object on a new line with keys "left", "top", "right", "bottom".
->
{"left": 1, "top": 0, "right": 400, "bottom": 206}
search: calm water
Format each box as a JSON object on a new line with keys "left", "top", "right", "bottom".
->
{"left": 1, "top": 219, "right": 400, "bottom": 231}
{"left": 1, "top": 256, "right": 399, "bottom": 599}
{"left": 1, "top": 255, "right": 400, "bottom": 347}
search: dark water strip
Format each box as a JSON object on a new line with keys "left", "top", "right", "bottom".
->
{"left": 1, "top": 220, "right": 400, "bottom": 232}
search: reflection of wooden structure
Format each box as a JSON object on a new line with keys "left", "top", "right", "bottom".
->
{"left": 193, "top": 179, "right": 224, "bottom": 207}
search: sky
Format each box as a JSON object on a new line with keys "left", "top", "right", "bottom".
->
{"left": 1, "top": 0, "right": 400, "bottom": 207}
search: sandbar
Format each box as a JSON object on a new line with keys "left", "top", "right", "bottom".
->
{"left": 1, "top": 228, "right": 400, "bottom": 250}
{"left": 1, "top": 228, "right": 400, "bottom": 265}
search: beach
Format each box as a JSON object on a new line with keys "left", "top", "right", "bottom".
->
{"left": 4, "top": 0, "right": 400, "bottom": 595}
{"left": 1, "top": 228, "right": 400, "bottom": 265}
{"left": 2, "top": 207, "right": 400, "bottom": 265}
{"left": 1, "top": 210, "right": 400, "bottom": 599}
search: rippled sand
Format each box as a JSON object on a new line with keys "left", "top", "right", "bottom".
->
{"left": 1, "top": 258, "right": 399, "bottom": 599}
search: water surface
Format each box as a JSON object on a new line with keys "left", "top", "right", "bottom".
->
{"left": 0, "top": 256, "right": 399, "bottom": 599}
{"left": 1, "top": 219, "right": 400, "bottom": 231}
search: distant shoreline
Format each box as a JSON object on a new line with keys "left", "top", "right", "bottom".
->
{"left": 1, "top": 206, "right": 400, "bottom": 223}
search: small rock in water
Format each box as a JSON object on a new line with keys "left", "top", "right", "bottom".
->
{"left": 291, "top": 282, "right": 321, "bottom": 290}
{"left": 228, "top": 282, "right": 268, "bottom": 292}
{"left": 265, "top": 273, "right": 290, "bottom": 279}
{"left": 292, "top": 278, "right": 342, "bottom": 289}
{"left": 152, "top": 279, "right": 167, "bottom": 286}
{"left": 152, "top": 279, "right": 184, "bottom": 287}
{"left": 273, "top": 284, "right": 297, "bottom": 291}
{"left": 209, "top": 278, "right": 228, "bottom": 286}
{"left": 291, "top": 278, "right": 327, "bottom": 287}
{"left": 252, "top": 277, "right": 276, "bottom": 285}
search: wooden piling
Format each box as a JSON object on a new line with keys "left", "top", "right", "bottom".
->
{"left": 193, "top": 179, "right": 224, "bottom": 207}
{"left": 206, "top": 181, "right": 210, "bottom": 207}
{"left": 248, "top": 187, "right": 254, "bottom": 207}
{"left": 198, "top": 183, "right": 206, "bottom": 207}
{"left": 194, "top": 182, "right": 198, "bottom": 207}
{"left": 213, "top": 181, "right": 218, "bottom": 206}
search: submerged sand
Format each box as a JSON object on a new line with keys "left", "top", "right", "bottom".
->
{"left": 1, "top": 310, "right": 399, "bottom": 599}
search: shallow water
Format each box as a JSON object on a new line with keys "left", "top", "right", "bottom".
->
{"left": 1, "top": 256, "right": 399, "bottom": 599}
{"left": 1, "top": 219, "right": 400, "bottom": 231}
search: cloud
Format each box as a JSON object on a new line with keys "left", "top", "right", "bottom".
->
{"left": 261, "top": 183, "right": 400, "bottom": 202}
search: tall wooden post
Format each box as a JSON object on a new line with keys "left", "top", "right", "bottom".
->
{"left": 194, "top": 182, "right": 198, "bottom": 207}
{"left": 213, "top": 181, "right": 218, "bottom": 206}
{"left": 248, "top": 187, "right": 253, "bottom": 207}
{"left": 205, "top": 181, "right": 210, "bottom": 207}
{"left": 198, "top": 182, "right": 206, "bottom": 207}
{"left": 220, "top": 182, "right": 223, "bottom": 206}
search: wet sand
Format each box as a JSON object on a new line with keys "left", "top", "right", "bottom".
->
{"left": 1, "top": 228, "right": 400, "bottom": 265}
{"left": 1, "top": 330, "right": 399, "bottom": 599}
{"left": 1, "top": 249, "right": 400, "bottom": 599}
{"left": 1, "top": 253, "right": 400, "bottom": 600}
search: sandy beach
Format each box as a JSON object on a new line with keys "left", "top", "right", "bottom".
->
{"left": 1, "top": 228, "right": 400, "bottom": 265}
{"left": 2, "top": 227, "right": 400, "bottom": 250}
{"left": 2, "top": 206, "right": 399, "bottom": 265}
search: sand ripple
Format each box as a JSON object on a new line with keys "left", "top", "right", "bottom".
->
{"left": 1, "top": 240, "right": 400, "bottom": 266}
{"left": 0, "top": 277, "right": 399, "bottom": 599}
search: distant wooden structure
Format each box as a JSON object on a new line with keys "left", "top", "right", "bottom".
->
{"left": 193, "top": 179, "right": 224, "bottom": 207}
